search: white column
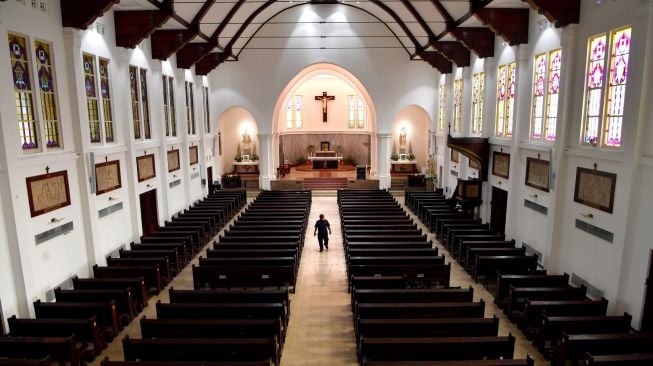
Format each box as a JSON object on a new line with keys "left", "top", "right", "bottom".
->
{"left": 376, "top": 133, "right": 392, "bottom": 189}
{"left": 461, "top": 67, "right": 473, "bottom": 137}
{"left": 258, "top": 133, "right": 274, "bottom": 190}
{"left": 482, "top": 57, "right": 497, "bottom": 138}
{"left": 548, "top": 25, "right": 579, "bottom": 272}
{"left": 504, "top": 44, "right": 530, "bottom": 239}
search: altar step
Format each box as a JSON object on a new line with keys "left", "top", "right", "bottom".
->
{"left": 303, "top": 178, "right": 348, "bottom": 190}
{"left": 391, "top": 177, "right": 406, "bottom": 189}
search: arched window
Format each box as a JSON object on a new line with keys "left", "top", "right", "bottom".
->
{"left": 471, "top": 72, "right": 484, "bottom": 135}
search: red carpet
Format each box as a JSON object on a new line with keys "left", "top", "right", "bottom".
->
{"left": 295, "top": 163, "right": 356, "bottom": 172}
{"left": 303, "top": 177, "right": 348, "bottom": 190}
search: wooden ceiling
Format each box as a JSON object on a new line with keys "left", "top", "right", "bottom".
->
{"left": 60, "top": 0, "right": 580, "bottom": 75}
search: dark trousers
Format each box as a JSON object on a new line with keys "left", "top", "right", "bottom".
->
{"left": 317, "top": 234, "right": 329, "bottom": 250}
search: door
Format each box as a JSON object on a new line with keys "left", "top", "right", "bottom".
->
{"left": 642, "top": 250, "right": 653, "bottom": 332}
{"left": 207, "top": 166, "right": 213, "bottom": 191}
{"left": 490, "top": 187, "right": 508, "bottom": 235}
{"left": 139, "top": 189, "right": 159, "bottom": 237}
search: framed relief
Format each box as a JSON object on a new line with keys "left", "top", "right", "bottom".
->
{"left": 525, "top": 157, "right": 550, "bottom": 192}
{"left": 574, "top": 167, "right": 617, "bottom": 213}
{"left": 167, "top": 149, "right": 180, "bottom": 172}
{"left": 95, "top": 160, "right": 122, "bottom": 195}
{"left": 136, "top": 154, "right": 156, "bottom": 182}
{"left": 189, "top": 146, "right": 199, "bottom": 165}
{"left": 492, "top": 151, "right": 510, "bottom": 179}
{"left": 26, "top": 170, "right": 71, "bottom": 217}
{"left": 450, "top": 149, "right": 459, "bottom": 163}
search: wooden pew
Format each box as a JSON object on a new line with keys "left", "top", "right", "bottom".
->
{"left": 358, "top": 335, "right": 515, "bottom": 362}
{"left": 348, "top": 263, "right": 451, "bottom": 288}
{"left": 168, "top": 288, "right": 290, "bottom": 318}
{"left": 506, "top": 286, "right": 587, "bottom": 317}
{"left": 465, "top": 248, "right": 525, "bottom": 270}
{"left": 193, "top": 265, "right": 296, "bottom": 292}
{"left": 534, "top": 314, "right": 632, "bottom": 350}
{"left": 206, "top": 249, "right": 297, "bottom": 258}
{"left": 348, "top": 256, "right": 445, "bottom": 267}
{"left": 122, "top": 336, "right": 280, "bottom": 365}
{"left": 349, "top": 276, "right": 406, "bottom": 292}
{"left": 345, "top": 242, "right": 433, "bottom": 250}
{"left": 585, "top": 353, "right": 653, "bottom": 365}
{"left": 556, "top": 333, "right": 653, "bottom": 366}
{"left": 102, "top": 359, "right": 272, "bottom": 366}
{"left": 355, "top": 301, "right": 485, "bottom": 319}
{"left": 71, "top": 276, "right": 148, "bottom": 311}
{"left": 362, "top": 358, "right": 533, "bottom": 366}
{"left": 7, "top": 315, "right": 105, "bottom": 357}
{"left": 356, "top": 317, "right": 499, "bottom": 344}
{"left": 140, "top": 316, "right": 283, "bottom": 344}
{"left": 53, "top": 287, "right": 135, "bottom": 322}
{"left": 495, "top": 273, "right": 570, "bottom": 306}
{"left": 155, "top": 301, "right": 287, "bottom": 326}
{"left": 0, "top": 357, "right": 52, "bottom": 366}
{"left": 33, "top": 299, "right": 121, "bottom": 337}
{"left": 0, "top": 336, "right": 85, "bottom": 366}
{"left": 198, "top": 257, "right": 296, "bottom": 269}
{"left": 459, "top": 241, "right": 518, "bottom": 266}
{"left": 129, "top": 242, "right": 190, "bottom": 264}
{"left": 522, "top": 298, "right": 609, "bottom": 331}
{"left": 92, "top": 264, "right": 162, "bottom": 293}
{"left": 352, "top": 288, "right": 473, "bottom": 309}
{"left": 473, "top": 255, "right": 539, "bottom": 284}
{"left": 347, "top": 248, "right": 438, "bottom": 258}
{"left": 119, "top": 248, "right": 181, "bottom": 274}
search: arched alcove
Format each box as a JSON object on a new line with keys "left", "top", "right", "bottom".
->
{"left": 391, "top": 105, "right": 433, "bottom": 170}
{"left": 272, "top": 63, "right": 378, "bottom": 177}
{"left": 216, "top": 107, "right": 260, "bottom": 175}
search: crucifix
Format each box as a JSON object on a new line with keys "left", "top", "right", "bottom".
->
{"left": 315, "top": 91, "right": 335, "bottom": 122}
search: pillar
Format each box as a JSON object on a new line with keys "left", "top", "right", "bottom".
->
{"left": 258, "top": 133, "right": 274, "bottom": 190}
{"left": 376, "top": 133, "right": 392, "bottom": 189}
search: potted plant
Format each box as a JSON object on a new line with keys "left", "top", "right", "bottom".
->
{"left": 307, "top": 144, "right": 315, "bottom": 156}
{"left": 344, "top": 155, "right": 356, "bottom": 165}
{"left": 251, "top": 154, "right": 259, "bottom": 161}
{"left": 424, "top": 172, "right": 437, "bottom": 191}
{"left": 234, "top": 153, "right": 242, "bottom": 162}
{"left": 391, "top": 153, "right": 399, "bottom": 161}
{"left": 408, "top": 153, "right": 415, "bottom": 161}
{"left": 296, "top": 156, "right": 307, "bottom": 165}
{"left": 335, "top": 145, "right": 343, "bottom": 155}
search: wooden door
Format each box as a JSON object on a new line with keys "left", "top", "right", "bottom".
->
{"left": 207, "top": 166, "right": 213, "bottom": 191}
{"left": 642, "top": 250, "right": 653, "bottom": 332}
{"left": 139, "top": 189, "right": 159, "bottom": 237}
{"left": 490, "top": 187, "right": 508, "bottom": 235}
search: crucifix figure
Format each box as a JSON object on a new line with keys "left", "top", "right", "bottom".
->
{"left": 315, "top": 91, "right": 335, "bottom": 122}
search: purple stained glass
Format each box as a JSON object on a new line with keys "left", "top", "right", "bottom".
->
{"left": 101, "top": 79, "right": 109, "bottom": 98}
{"left": 536, "top": 75, "right": 545, "bottom": 96}
{"left": 550, "top": 73, "right": 560, "bottom": 94}
{"left": 36, "top": 45, "right": 48, "bottom": 64}
{"left": 38, "top": 66, "right": 52, "bottom": 92}
{"left": 12, "top": 61, "right": 29, "bottom": 90}
{"left": 498, "top": 67, "right": 507, "bottom": 99}
{"left": 85, "top": 75, "right": 95, "bottom": 97}
{"left": 612, "top": 54, "right": 628, "bottom": 84}
{"left": 509, "top": 65, "right": 516, "bottom": 97}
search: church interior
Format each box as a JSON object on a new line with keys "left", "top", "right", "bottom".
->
{"left": 1, "top": 0, "right": 653, "bottom": 364}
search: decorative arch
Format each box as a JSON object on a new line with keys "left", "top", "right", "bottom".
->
{"left": 391, "top": 105, "right": 434, "bottom": 169}
{"left": 216, "top": 106, "right": 260, "bottom": 175}
{"left": 272, "top": 62, "right": 379, "bottom": 177}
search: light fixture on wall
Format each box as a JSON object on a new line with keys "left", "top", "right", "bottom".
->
{"left": 50, "top": 217, "right": 65, "bottom": 224}
{"left": 580, "top": 212, "right": 594, "bottom": 219}
{"left": 538, "top": 18, "right": 550, "bottom": 31}
{"left": 108, "top": 196, "right": 118, "bottom": 201}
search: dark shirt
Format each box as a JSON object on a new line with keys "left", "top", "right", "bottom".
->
{"left": 314, "top": 219, "right": 330, "bottom": 236}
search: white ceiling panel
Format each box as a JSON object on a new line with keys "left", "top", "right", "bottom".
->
{"left": 459, "top": 16, "right": 484, "bottom": 27}
{"left": 487, "top": 0, "right": 530, "bottom": 9}
{"left": 113, "top": 0, "right": 157, "bottom": 11}
{"left": 174, "top": 1, "right": 204, "bottom": 23}
{"left": 160, "top": 18, "right": 186, "bottom": 30}
{"left": 440, "top": 0, "right": 469, "bottom": 21}
{"left": 202, "top": 2, "right": 232, "bottom": 25}
{"left": 199, "top": 23, "right": 219, "bottom": 36}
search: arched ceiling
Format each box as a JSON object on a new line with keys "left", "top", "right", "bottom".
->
{"left": 61, "top": 0, "right": 580, "bottom": 74}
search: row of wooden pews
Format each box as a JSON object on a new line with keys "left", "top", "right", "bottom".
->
{"left": 0, "top": 190, "right": 245, "bottom": 366}
{"left": 111, "top": 190, "right": 311, "bottom": 365}
{"left": 340, "top": 189, "right": 532, "bottom": 365}
{"left": 407, "top": 190, "right": 653, "bottom": 366}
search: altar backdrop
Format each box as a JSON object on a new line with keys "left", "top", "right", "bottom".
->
{"left": 281, "top": 133, "right": 371, "bottom": 166}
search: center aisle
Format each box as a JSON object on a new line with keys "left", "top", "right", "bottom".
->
{"left": 281, "top": 196, "right": 359, "bottom": 365}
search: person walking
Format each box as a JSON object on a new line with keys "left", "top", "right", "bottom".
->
{"left": 313, "top": 214, "right": 332, "bottom": 252}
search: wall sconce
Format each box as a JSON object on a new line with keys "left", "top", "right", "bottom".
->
{"left": 530, "top": 193, "right": 538, "bottom": 199}
{"left": 50, "top": 217, "right": 64, "bottom": 224}
{"left": 497, "top": 181, "right": 502, "bottom": 185}
{"left": 146, "top": 184, "right": 152, "bottom": 188}
{"left": 580, "top": 212, "right": 594, "bottom": 219}
{"left": 108, "top": 196, "right": 118, "bottom": 201}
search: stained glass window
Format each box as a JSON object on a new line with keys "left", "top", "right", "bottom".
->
{"left": 163, "top": 75, "right": 176, "bottom": 137}
{"left": 203, "top": 86, "right": 210, "bottom": 134}
{"left": 98, "top": 58, "right": 114, "bottom": 143}
{"left": 545, "top": 49, "right": 562, "bottom": 141}
{"left": 286, "top": 98, "right": 293, "bottom": 129}
{"left": 438, "top": 83, "right": 446, "bottom": 131}
{"left": 34, "top": 40, "right": 59, "bottom": 148}
{"left": 185, "top": 81, "right": 196, "bottom": 135}
{"left": 129, "top": 66, "right": 141, "bottom": 139}
{"left": 9, "top": 33, "right": 39, "bottom": 150}
{"left": 506, "top": 63, "right": 517, "bottom": 137}
{"left": 604, "top": 27, "right": 631, "bottom": 147}
{"left": 531, "top": 53, "right": 547, "bottom": 140}
{"left": 83, "top": 53, "right": 100, "bottom": 143}
{"left": 471, "top": 72, "right": 484, "bottom": 135}
{"left": 357, "top": 96, "right": 365, "bottom": 129}
{"left": 294, "top": 95, "right": 302, "bottom": 129}
{"left": 139, "top": 69, "right": 151, "bottom": 139}
{"left": 582, "top": 26, "right": 631, "bottom": 148}
{"left": 495, "top": 65, "right": 507, "bottom": 137}
{"left": 453, "top": 79, "right": 463, "bottom": 133}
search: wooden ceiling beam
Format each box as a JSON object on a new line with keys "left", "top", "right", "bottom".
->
{"left": 418, "top": 51, "right": 452, "bottom": 74}
{"left": 151, "top": 30, "right": 196, "bottom": 60}
{"left": 114, "top": 10, "right": 172, "bottom": 49}
{"left": 432, "top": 41, "right": 471, "bottom": 67}
{"left": 523, "top": 0, "right": 580, "bottom": 27}
{"left": 60, "top": 0, "right": 118, "bottom": 29}
{"left": 474, "top": 8, "right": 530, "bottom": 45}
{"left": 195, "top": 52, "right": 228, "bottom": 75}
{"left": 176, "top": 43, "right": 213, "bottom": 70}
{"left": 449, "top": 27, "right": 495, "bottom": 58}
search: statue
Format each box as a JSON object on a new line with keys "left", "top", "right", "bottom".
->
{"left": 242, "top": 129, "right": 252, "bottom": 155}
{"left": 399, "top": 126, "right": 407, "bottom": 154}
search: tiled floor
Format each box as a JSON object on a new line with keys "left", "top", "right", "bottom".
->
{"left": 88, "top": 194, "right": 548, "bottom": 366}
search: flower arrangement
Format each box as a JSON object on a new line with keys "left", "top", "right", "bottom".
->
{"left": 425, "top": 172, "right": 438, "bottom": 183}
{"left": 390, "top": 153, "right": 399, "bottom": 161}
{"left": 234, "top": 154, "right": 242, "bottom": 162}
{"left": 407, "top": 153, "right": 415, "bottom": 161}
{"left": 251, "top": 154, "right": 259, "bottom": 161}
